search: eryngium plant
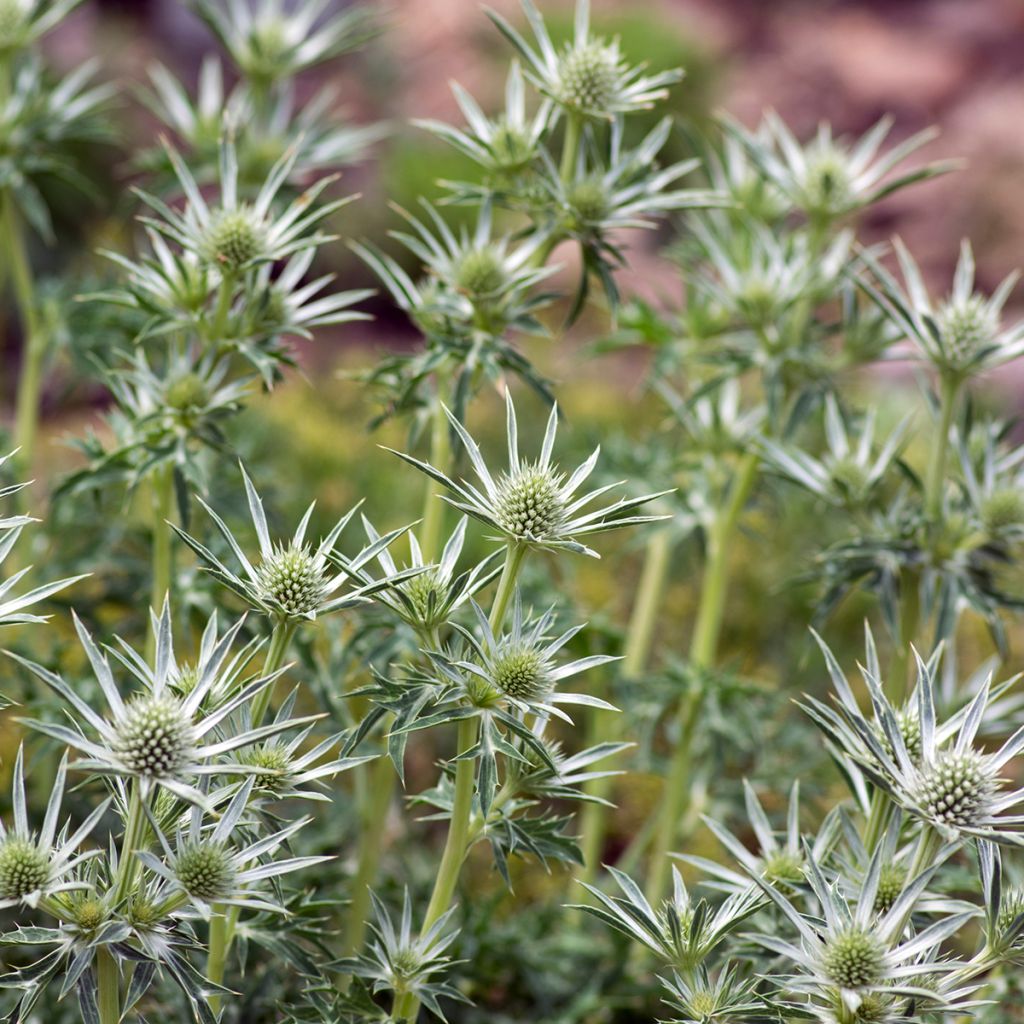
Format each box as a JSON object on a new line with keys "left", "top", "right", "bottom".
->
{"left": 5, "top": 1, "right": 1024, "bottom": 1022}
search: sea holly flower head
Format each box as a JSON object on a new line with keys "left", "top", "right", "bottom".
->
{"left": 724, "top": 111, "right": 953, "bottom": 224}
{"left": 392, "top": 390, "right": 670, "bottom": 557}
{"left": 173, "top": 463, "right": 418, "bottom": 623}
{"left": 747, "top": 838, "right": 973, "bottom": 1021}
{"left": 339, "top": 516, "right": 500, "bottom": 635}
{"left": 137, "top": 132, "right": 351, "bottom": 276}
{"left": 138, "top": 777, "right": 331, "bottom": 919}
{"left": 487, "top": 0, "right": 682, "bottom": 122}
{"left": 415, "top": 61, "right": 552, "bottom": 176}
{"left": 12, "top": 604, "right": 313, "bottom": 810}
{"left": 0, "top": 747, "right": 108, "bottom": 911}
{"left": 446, "top": 591, "right": 618, "bottom": 722}
{"left": 862, "top": 238, "right": 1024, "bottom": 379}
{"left": 806, "top": 631, "right": 1024, "bottom": 845}
{"left": 192, "top": 0, "right": 374, "bottom": 87}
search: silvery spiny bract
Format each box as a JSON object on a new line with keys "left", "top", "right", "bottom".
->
{"left": 393, "top": 389, "right": 669, "bottom": 557}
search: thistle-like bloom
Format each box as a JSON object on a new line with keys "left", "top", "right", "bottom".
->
{"left": 0, "top": 747, "right": 108, "bottom": 911}
{"left": 683, "top": 780, "right": 839, "bottom": 896}
{"left": 339, "top": 889, "right": 467, "bottom": 1020}
{"left": 342, "top": 516, "right": 501, "bottom": 635}
{"left": 138, "top": 778, "right": 330, "bottom": 918}
{"left": 137, "top": 133, "right": 350, "bottom": 275}
{"left": 862, "top": 238, "right": 1024, "bottom": 379}
{"left": 748, "top": 842, "right": 973, "bottom": 1021}
{"left": 174, "top": 464, "right": 416, "bottom": 622}
{"left": 13, "top": 606, "right": 312, "bottom": 809}
{"left": 414, "top": 61, "right": 551, "bottom": 175}
{"left": 806, "top": 632, "right": 1024, "bottom": 845}
{"left": 573, "top": 865, "right": 763, "bottom": 969}
{"left": 661, "top": 965, "right": 770, "bottom": 1024}
{"left": 725, "top": 111, "right": 952, "bottom": 223}
{"left": 393, "top": 390, "right": 669, "bottom": 557}
{"left": 192, "top": 0, "right": 374, "bottom": 86}
{"left": 445, "top": 592, "right": 617, "bottom": 721}
{"left": 379, "top": 199, "right": 555, "bottom": 334}
{"left": 0, "top": 0, "right": 82, "bottom": 55}
{"left": 487, "top": 0, "right": 681, "bottom": 122}
{"left": 980, "top": 841, "right": 1024, "bottom": 962}
{"left": 761, "top": 394, "right": 910, "bottom": 508}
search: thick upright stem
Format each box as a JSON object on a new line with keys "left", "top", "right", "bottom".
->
{"left": 419, "top": 372, "right": 452, "bottom": 564}
{"left": 5, "top": 195, "right": 44, "bottom": 476}
{"left": 577, "top": 530, "right": 674, "bottom": 884}
{"left": 560, "top": 114, "right": 581, "bottom": 184}
{"left": 112, "top": 783, "right": 146, "bottom": 905}
{"left": 924, "top": 374, "right": 960, "bottom": 524}
{"left": 391, "top": 715, "right": 478, "bottom": 1023}
{"left": 645, "top": 452, "right": 759, "bottom": 904}
{"left": 96, "top": 948, "right": 120, "bottom": 1024}
{"left": 249, "top": 618, "right": 298, "bottom": 728}
{"left": 489, "top": 542, "right": 526, "bottom": 633}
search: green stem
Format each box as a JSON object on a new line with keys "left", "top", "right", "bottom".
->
{"left": 489, "top": 542, "right": 526, "bottom": 633}
{"left": 560, "top": 113, "right": 581, "bottom": 184}
{"left": 5, "top": 194, "right": 44, "bottom": 477}
{"left": 419, "top": 371, "right": 452, "bottom": 564}
{"left": 249, "top": 618, "right": 298, "bottom": 728}
{"left": 207, "top": 616, "right": 296, "bottom": 1010}
{"left": 96, "top": 948, "right": 120, "bottom": 1024}
{"left": 112, "top": 783, "right": 146, "bottom": 905}
{"left": 924, "top": 374, "right": 960, "bottom": 524}
{"left": 890, "top": 566, "right": 921, "bottom": 702}
{"left": 209, "top": 271, "right": 236, "bottom": 343}
{"left": 392, "top": 715, "right": 478, "bottom": 1024}
{"left": 645, "top": 452, "right": 760, "bottom": 904}
{"left": 577, "top": 530, "right": 674, "bottom": 885}
{"left": 861, "top": 788, "right": 893, "bottom": 855}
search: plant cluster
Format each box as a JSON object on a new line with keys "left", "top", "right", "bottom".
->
{"left": 1, "top": 2, "right": 1024, "bottom": 1024}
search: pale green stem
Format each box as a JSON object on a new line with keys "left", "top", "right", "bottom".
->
{"left": 890, "top": 566, "right": 921, "bottom": 702}
{"left": 924, "top": 373, "right": 960, "bottom": 524}
{"left": 645, "top": 451, "right": 760, "bottom": 905}
{"left": 248, "top": 618, "right": 298, "bottom": 728}
{"left": 96, "top": 948, "right": 120, "bottom": 1024}
{"left": 209, "top": 271, "right": 236, "bottom": 343}
{"left": 560, "top": 114, "right": 581, "bottom": 184}
{"left": 576, "top": 530, "right": 674, "bottom": 887}
{"left": 861, "top": 788, "right": 894, "bottom": 855}
{"left": 6, "top": 194, "right": 44, "bottom": 477}
{"left": 207, "top": 616, "right": 296, "bottom": 1011}
{"left": 393, "top": 542, "right": 526, "bottom": 1021}
{"left": 418, "top": 371, "right": 452, "bottom": 564}
{"left": 112, "top": 783, "right": 146, "bottom": 905}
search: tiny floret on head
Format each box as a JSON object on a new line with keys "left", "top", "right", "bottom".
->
{"left": 822, "top": 926, "right": 885, "bottom": 989}
{"left": 202, "top": 207, "right": 266, "bottom": 270}
{"left": 174, "top": 841, "right": 236, "bottom": 902}
{"left": 557, "top": 41, "right": 622, "bottom": 116}
{"left": 913, "top": 748, "right": 995, "bottom": 829}
{"left": 0, "top": 837, "right": 50, "bottom": 901}
{"left": 256, "top": 543, "right": 328, "bottom": 617}
{"left": 495, "top": 463, "right": 567, "bottom": 541}
{"left": 114, "top": 694, "right": 195, "bottom": 777}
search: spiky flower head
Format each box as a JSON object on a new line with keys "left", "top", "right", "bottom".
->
{"left": 0, "top": 837, "right": 50, "bottom": 901}
{"left": 256, "top": 543, "right": 328, "bottom": 618}
{"left": 70, "top": 895, "right": 108, "bottom": 932}
{"left": 173, "top": 841, "right": 236, "bottom": 902}
{"left": 200, "top": 206, "right": 267, "bottom": 270}
{"left": 487, "top": 0, "right": 681, "bottom": 122}
{"left": 113, "top": 693, "right": 197, "bottom": 778}
{"left": 912, "top": 749, "right": 997, "bottom": 831}
{"left": 997, "top": 888, "right": 1024, "bottom": 950}
{"left": 823, "top": 927, "right": 885, "bottom": 990}
{"left": 452, "top": 245, "right": 509, "bottom": 299}
{"left": 873, "top": 862, "right": 907, "bottom": 915}
{"left": 238, "top": 742, "right": 293, "bottom": 793}
{"left": 981, "top": 487, "right": 1024, "bottom": 534}
{"left": 393, "top": 390, "right": 668, "bottom": 557}
{"left": 491, "top": 644, "right": 553, "bottom": 702}
{"left": 175, "top": 464, "right": 410, "bottom": 623}
{"left": 936, "top": 294, "right": 999, "bottom": 365}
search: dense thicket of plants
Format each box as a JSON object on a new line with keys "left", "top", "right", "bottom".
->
{"left": 2, "top": 2, "right": 1024, "bottom": 1022}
